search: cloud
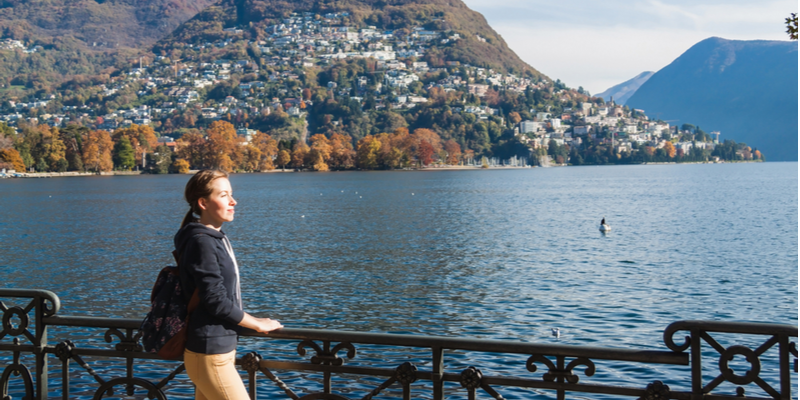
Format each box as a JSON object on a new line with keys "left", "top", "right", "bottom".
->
{"left": 462, "top": 0, "right": 797, "bottom": 93}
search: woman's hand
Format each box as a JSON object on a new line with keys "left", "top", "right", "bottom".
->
{"left": 239, "top": 313, "right": 284, "bottom": 333}
{"left": 253, "top": 317, "right": 283, "bottom": 333}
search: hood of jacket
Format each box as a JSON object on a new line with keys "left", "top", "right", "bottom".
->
{"left": 174, "top": 222, "right": 225, "bottom": 260}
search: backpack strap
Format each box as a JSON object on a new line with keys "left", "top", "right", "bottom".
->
{"left": 172, "top": 247, "right": 200, "bottom": 318}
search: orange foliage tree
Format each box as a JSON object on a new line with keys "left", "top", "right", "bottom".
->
{"left": 444, "top": 140, "right": 462, "bottom": 165}
{"left": 309, "top": 134, "right": 331, "bottom": 171}
{"left": 204, "top": 121, "right": 238, "bottom": 171}
{"left": 172, "top": 159, "right": 191, "bottom": 173}
{"left": 176, "top": 130, "right": 207, "bottom": 169}
{"left": 328, "top": 133, "right": 355, "bottom": 169}
{"left": 410, "top": 128, "right": 443, "bottom": 166}
{"left": 0, "top": 148, "right": 25, "bottom": 171}
{"left": 239, "top": 144, "right": 262, "bottom": 172}
{"left": 82, "top": 130, "right": 114, "bottom": 172}
{"left": 250, "top": 131, "right": 278, "bottom": 171}
{"left": 663, "top": 141, "right": 677, "bottom": 158}
{"left": 276, "top": 149, "right": 291, "bottom": 170}
{"left": 291, "top": 142, "right": 310, "bottom": 169}
{"left": 417, "top": 140, "right": 435, "bottom": 166}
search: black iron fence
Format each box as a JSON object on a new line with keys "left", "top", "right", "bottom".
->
{"left": 0, "top": 289, "right": 796, "bottom": 399}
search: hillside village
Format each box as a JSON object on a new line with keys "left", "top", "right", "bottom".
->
{"left": 0, "top": 11, "right": 762, "bottom": 172}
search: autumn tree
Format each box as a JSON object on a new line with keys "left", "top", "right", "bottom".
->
{"left": 328, "top": 133, "right": 355, "bottom": 169}
{"left": 172, "top": 159, "right": 191, "bottom": 174}
{"left": 291, "top": 142, "right": 310, "bottom": 169}
{"left": 444, "top": 140, "right": 462, "bottom": 165}
{"left": 276, "top": 149, "right": 291, "bottom": 170}
{"left": 417, "top": 139, "right": 435, "bottom": 166}
{"left": 250, "top": 131, "right": 278, "bottom": 171}
{"left": 411, "top": 128, "right": 443, "bottom": 154}
{"left": 204, "top": 121, "right": 239, "bottom": 171}
{"left": 176, "top": 130, "right": 207, "bottom": 169}
{"left": 82, "top": 130, "right": 114, "bottom": 172}
{"left": 309, "top": 134, "right": 331, "bottom": 171}
{"left": 0, "top": 148, "right": 25, "bottom": 171}
{"left": 356, "top": 135, "right": 381, "bottom": 169}
{"left": 663, "top": 141, "right": 677, "bottom": 158}
{"left": 239, "top": 144, "right": 262, "bottom": 172}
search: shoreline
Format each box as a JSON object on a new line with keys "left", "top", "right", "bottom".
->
{"left": 0, "top": 159, "right": 771, "bottom": 179}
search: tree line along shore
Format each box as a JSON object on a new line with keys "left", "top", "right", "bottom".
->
{"left": 0, "top": 118, "right": 762, "bottom": 176}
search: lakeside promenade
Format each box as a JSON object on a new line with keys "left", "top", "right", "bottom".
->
{"left": 0, "top": 288, "right": 796, "bottom": 400}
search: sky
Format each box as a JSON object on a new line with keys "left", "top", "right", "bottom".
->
{"left": 462, "top": 0, "right": 797, "bottom": 94}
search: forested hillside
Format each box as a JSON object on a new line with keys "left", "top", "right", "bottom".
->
{"left": 0, "top": 0, "right": 213, "bottom": 95}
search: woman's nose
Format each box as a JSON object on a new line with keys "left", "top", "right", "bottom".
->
{"left": 230, "top": 196, "right": 237, "bottom": 205}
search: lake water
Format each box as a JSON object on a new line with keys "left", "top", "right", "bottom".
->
{"left": 0, "top": 163, "right": 797, "bottom": 398}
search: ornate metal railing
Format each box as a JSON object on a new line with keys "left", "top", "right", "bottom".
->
{"left": 0, "top": 289, "right": 796, "bottom": 399}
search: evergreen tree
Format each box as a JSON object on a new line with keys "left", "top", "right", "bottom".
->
{"left": 113, "top": 136, "right": 135, "bottom": 170}
{"left": 35, "top": 157, "right": 48, "bottom": 172}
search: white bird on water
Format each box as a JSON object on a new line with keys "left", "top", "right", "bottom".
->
{"left": 551, "top": 328, "right": 561, "bottom": 339}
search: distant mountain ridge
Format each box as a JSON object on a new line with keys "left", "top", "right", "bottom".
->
{"left": 626, "top": 37, "right": 798, "bottom": 161}
{"left": 595, "top": 71, "right": 654, "bottom": 105}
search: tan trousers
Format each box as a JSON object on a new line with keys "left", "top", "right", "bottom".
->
{"left": 184, "top": 349, "right": 250, "bottom": 400}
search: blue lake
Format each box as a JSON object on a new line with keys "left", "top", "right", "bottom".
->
{"left": 0, "top": 162, "right": 797, "bottom": 398}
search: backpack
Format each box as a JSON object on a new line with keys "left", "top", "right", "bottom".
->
{"left": 139, "top": 250, "right": 199, "bottom": 360}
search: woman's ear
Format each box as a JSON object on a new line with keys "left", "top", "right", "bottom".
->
{"left": 197, "top": 197, "right": 208, "bottom": 211}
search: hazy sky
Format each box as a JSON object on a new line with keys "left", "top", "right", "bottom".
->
{"left": 462, "top": 0, "right": 797, "bottom": 94}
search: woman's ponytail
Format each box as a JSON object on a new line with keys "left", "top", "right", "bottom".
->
{"left": 180, "top": 209, "right": 197, "bottom": 228}
{"left": 181, "top": 169, "right": 229, "bottom": 228}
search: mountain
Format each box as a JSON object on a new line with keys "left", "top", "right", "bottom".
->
{"left": 155, "top": 0, "right": 544, "bottom": 78}
{"left": 0, "top": 0, "right": 214, "bottom": 96}
{"left": 626, "top": 37, "right": 798, "bottom": 161}
{"left": 595, "top": 71, "right": 654, "bottom": 105}
{"left": 0, "top": 0, "right": 215, "bottom": 49}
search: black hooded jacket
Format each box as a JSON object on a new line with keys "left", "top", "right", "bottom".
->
{"left": 175, "top": 222, "right": 244, "bottom": 354}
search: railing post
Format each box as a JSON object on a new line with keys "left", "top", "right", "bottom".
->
{"left": 431, "top": 346, "right": 443, "bottom": 400}
{"left": 34, "top": 294, "right": 48, "bottom": 400}
{"left": 323, "top": 341, "right": 331, "bottom": 393}
{"left": 690, "top": 328, "right": 702, "bottom": 400}
{"left": 779, "top": 334, "right": 790, "bottom": 400}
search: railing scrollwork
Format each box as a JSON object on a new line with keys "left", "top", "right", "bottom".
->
{"left": 0, "top": 289, "right": 796, "bottom": 400}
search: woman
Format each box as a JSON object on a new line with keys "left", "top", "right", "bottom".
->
{"left": 175, "top": 169, "right": 283, "bottom": 400}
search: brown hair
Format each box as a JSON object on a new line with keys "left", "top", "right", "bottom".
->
{"left": 181, "top": 169, "right": 229, "bottom": 228}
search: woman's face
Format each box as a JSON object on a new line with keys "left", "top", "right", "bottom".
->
{"left": 198, "top": 177, "right": 236, "bottom": 229}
